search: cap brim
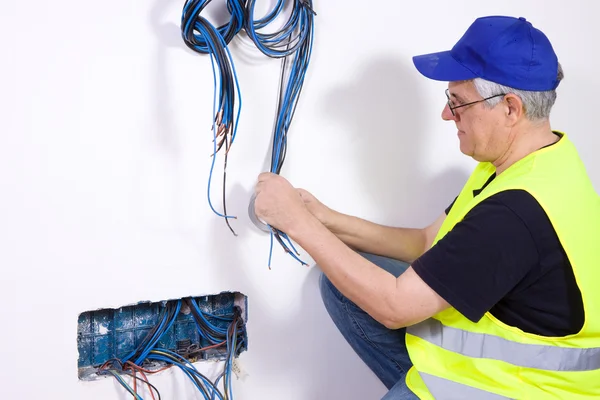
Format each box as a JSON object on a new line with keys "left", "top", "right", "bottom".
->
{"left": 412, "top": 50, "right": 478, "bottom": 82}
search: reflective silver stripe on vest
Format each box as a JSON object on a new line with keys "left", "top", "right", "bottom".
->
{"left": 407, "top": 318, "right": 600, "bottom": 371}
{"left": 420, "top": 372, "right": 512, "bottom": 400}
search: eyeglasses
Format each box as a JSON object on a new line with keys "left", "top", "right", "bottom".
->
{"left": 445, "top": 89, "right": 506, "bottom": 116}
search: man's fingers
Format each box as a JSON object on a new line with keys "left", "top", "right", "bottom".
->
{"left": 255, "top": 180, "right": 265, "bottom": 194}
{"left": 257, "top": 172, "right": 275, "bottom": 182}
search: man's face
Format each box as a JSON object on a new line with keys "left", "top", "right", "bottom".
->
{"left": 442, "top": 81, "right": 508, "bottom": 163}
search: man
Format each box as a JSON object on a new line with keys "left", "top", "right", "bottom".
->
{"left": 254, "top": 16, "right": 600, "bottom": 399}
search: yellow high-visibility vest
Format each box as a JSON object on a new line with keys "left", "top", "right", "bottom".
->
{"left": 405, "top": 133, "right": 600, "bottom": 399}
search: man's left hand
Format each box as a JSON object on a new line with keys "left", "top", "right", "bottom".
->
{"left": 254, "top": 172, "right": 311, "bottom": 233}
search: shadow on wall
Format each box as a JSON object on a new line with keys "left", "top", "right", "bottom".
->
{"left": 301, "top": 57, "right": 471, "bottom": 399}
{"left": 146, "top": 5, "right": 471, "bottom": 397}
{"left": 199, "top": 58, "right": 473, "bottom": 400}
{"left": 150, "top": 0, "right": 185, "bottom": 157}
{"left": 196, "top": 183, "right": 382, "bottom": 399}
{"left": 143, "top": 2, "right": 388, "bottom": 398}
{"left": 178, "top": 59, "right": 472, "bottom": 399}
{"left": 206, "top": 219, "right": 383, "bottom": 400}
{"left": 320, "top": 56, "right": 469, "bottom": 226}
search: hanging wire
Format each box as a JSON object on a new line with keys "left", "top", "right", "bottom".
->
{"left": 245, "top": 0, "right": 315, "bottom": 268}
{"left": 181, "top": 0, "right": 246, "bottom": 236}
{"left": 180, "top": 0, "right": 316, "bottom": 267}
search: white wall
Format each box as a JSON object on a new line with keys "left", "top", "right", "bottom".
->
{"left": 1, "top": 0, "right": 598, "bottom": 399}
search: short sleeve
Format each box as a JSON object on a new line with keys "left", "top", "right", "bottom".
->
{"left": 412, "top": 194, "right": 539, "bottom": 322}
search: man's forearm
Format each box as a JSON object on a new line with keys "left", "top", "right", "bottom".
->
{"left": 290, "top": 213, "right": 401, "bottom": 327}
{"left": 322, "top": 210, "right": 427, "bottom": 263}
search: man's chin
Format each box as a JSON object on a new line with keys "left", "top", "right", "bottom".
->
{"left": 458, "top": 142, "right": 476, "bottom": 160}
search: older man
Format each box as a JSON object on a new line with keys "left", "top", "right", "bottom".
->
{"left": 254, "top": 16, "right": 600, "bottom": 399}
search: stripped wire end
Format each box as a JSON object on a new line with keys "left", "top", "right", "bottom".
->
{"left": 212, "top": 124, "right": 231, "bottom": 156}
{"left": 273, "top": 229, "right": 308, "bottom": 266}
{"left": 225, "top": 216, "right": 238, "bottom": 237}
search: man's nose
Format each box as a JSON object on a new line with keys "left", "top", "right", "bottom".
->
{"left": 442, "top": 103, "right": 456, "bottom": 121}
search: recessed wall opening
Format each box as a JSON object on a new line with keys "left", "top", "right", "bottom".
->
{"left": 77, "top": 291, "right": 248, "bottom": 381}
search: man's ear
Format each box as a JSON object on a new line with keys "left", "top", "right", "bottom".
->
{"left": 504, "top": 94, "right": 524, "bottom": 124}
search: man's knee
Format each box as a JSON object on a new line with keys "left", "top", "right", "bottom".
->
{"left": 319, "top": 251, "right": 408, "bottom": 306}
{"left": 319, "top": 271, "right": 338, "bottom": 306}
{"left": 319, "top": 271, "right": 350, "bottom": 320}
{"left": 358, "top": 252, "right": 411, "bottom": 278}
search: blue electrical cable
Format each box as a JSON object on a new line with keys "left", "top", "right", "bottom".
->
{"left": 134, "top": 300, "right": 182, "bottom": 365}
{"left": 226, "top": 316, "right": 239, "bottom": 400}
{"left": 100, "top": 299, "right": 246, "bottom": 400}
{"left": 245, "top": 0, "right": 316, "bottom": 268}
{"left": 189, "top": 298, "right": 230, "bottom": 340}
{"left": 102, "top": 369, "right": 145, "bottom": 400}
{"left": 181, "top": 0, "right": 245, "bottom": 236}
{"left": 121, "top": 304, "right": 170, "bottom": 363}
{"left": 147, "top": 353, "right": 223, "bottom": 400}
{"left": 180, "top": 0, "right": 317, "bottom": 269}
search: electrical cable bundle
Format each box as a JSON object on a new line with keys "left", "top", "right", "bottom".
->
{"left": 181, "top": 0, "right": 246, "bottom": 236}
{"left": 97, "top": 299, "right": 246, "bottom": 400}
{"left": 179, "top": 0, "right": 316, "bottom": 268}
{"left": 244, "top": 0, "right": 315, "bottom": 268}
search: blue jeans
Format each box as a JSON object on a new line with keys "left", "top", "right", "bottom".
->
{"left": 320, "top": 253, "right": 420, "bottom": 400}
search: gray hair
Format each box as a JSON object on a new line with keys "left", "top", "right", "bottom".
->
{"left": 472, "top": 62, "right": 564, "bottom": 121}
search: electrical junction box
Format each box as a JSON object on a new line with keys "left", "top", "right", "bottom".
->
{"left": 77, "top": 291, "right": 248, "bottom": 380}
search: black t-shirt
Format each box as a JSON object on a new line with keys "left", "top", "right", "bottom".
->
{"left": 412, "top": 174, "right": 585, "bottom": 337}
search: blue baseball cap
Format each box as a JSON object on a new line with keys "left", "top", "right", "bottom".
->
{"left": 413, "top": 16, "right": 560, "bottom": 91}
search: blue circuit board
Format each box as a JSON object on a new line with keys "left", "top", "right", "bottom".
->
{"left": 77, "top": 292, "right": 247, "bottom": 380}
